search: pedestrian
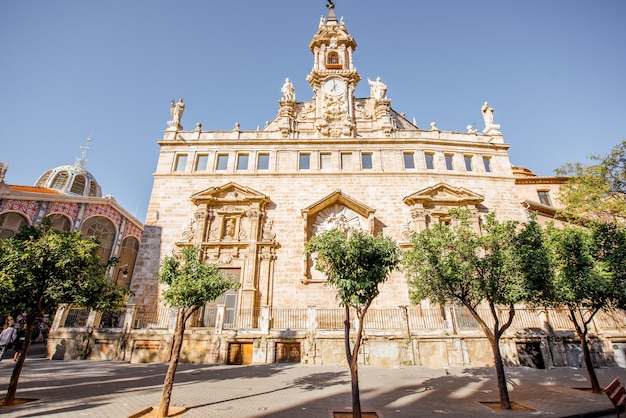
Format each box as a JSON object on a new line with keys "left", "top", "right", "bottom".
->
{"left": 0, "top": 324, "right": 17, "bottom": 360}
{"left": 13, "top": 323, "right": 26, "bottom": 362}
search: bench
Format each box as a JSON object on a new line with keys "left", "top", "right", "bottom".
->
{"left": 605, "top": 378, "right": 626, "bottom": 418}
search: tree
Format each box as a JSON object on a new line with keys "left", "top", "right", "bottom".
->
{"left": 544, "top": 223, "right": 626, "bottom": 393}
{"left": 0, "top": 220, "right": 126, "bottom": 405}
{"left": 155, "top": 245, "right": 240, "bottom": 418}
{"left": 305, "top": 229, "right": 399, "bottom": 418}
{"left": 557, "top": 140, "right": 626, "bottom": 223}
{"left": 402, "top": 209, "right": 547, "bottom": 410}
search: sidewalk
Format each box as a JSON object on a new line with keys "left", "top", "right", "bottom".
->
{"left": 0, "top": 344, "right": 623, "bottom": 417}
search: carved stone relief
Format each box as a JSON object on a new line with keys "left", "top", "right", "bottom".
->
{"left": 316, "top": 95, "right": 354, "bottom": 138}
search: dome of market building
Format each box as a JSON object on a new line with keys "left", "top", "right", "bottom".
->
{"left": 34, "top": 164, "right": 102, "bottom": 197}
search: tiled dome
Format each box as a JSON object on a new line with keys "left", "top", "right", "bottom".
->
{"left": 34, "top": 165, "right": 102, "bottom": 197}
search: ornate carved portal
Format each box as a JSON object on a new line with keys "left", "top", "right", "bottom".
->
{"left": 301, "top": 190, "right": 375, "bottom": 283}
{"left": 402, "top": 183, "right": 486, "bottom": 243}
{"left": 181, "top": 183, "right": 278, "bottom": 313}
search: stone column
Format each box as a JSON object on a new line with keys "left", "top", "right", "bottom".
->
{"left": 260, "top": 305, "right": 271, "bottom": 334}
{"left": 215, "top": 304, "right": 226, "bottom": 334}
{"left": 50, "top": 304, "right": 69, "bottom": 332}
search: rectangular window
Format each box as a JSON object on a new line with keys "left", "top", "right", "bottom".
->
{"left": 320, "top": 153, "right": 331, "bottom": 170}
{"left": 257, "top": 153, "right": 269, "bottom": 170}
{"left": 237, "top": 154, "right": 249, "bottom": 171}
{"left": 483, "top": 156, "right": 492, "bottom": 173}
{"left": 403, "top": 152, "right": 415, "bottom": 169}
{"left": 299, "top": 153, "right": 310, "bottom": 170}
{"left": 464, "top": 155, "right": 473, "bottom": 172}
{"left": 538, "top": 191, "right": 552, "bottom": 206}
{"left": 424, "top": 153, "right": 434, "bottom": 170}
{"left": 341, "top": 152, "right": 352, "bottom": 170}
{"left": 445, "top": 154, "right": 454, "bottom": 171}
{"left": 216, "top": 154, "right": 229, "bottom": 171}
{"left": 194, "top": 154, "right": 208, "bottom": 171}
{"left": 361, "top": 153, "right": 373, "bottom": 169}
{"left": 175, "top": 154, "right": 187, "bottom": 172}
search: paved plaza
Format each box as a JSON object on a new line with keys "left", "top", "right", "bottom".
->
{"left": 0, "top": 342, "right": 623, "bottom": 417}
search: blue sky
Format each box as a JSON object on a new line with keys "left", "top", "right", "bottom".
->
{"left": 1, "top": 1, "right": 624, "bottom": 223}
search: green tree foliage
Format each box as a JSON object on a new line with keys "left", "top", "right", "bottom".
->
{"left": 305, "top": 229, "right": 399, "bottom": 418}
{"left": 403, "top": 208, "right": 549, "bottom": 410}
{"left": 155, "top": 245, "right": 240, "bottom": 418}
{"left": 0, "top": 219, "right": 126, "bottom": 405}
{"left": 544, "top": 223, "right": 626, "bottom": 393}
{"left": 557, "top": 140, "right": 626, "bottom": 223}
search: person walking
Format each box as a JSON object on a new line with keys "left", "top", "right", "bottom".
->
{"left": 13, "top": 323, "right": 26, "bottom": 362}
{"left": 0, "top": 324, "right": 17, "bottom": 360}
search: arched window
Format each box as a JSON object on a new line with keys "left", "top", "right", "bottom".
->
{"left": 114, "top": 236, "right": 140, "bottom": 288}
{"left": 35, "top": 170, "right": 54, "bottom": 188}
{"left": 47, "top": 213, "right": 72, "bottom": 232}
{"left": 88, "top": 180, "right": 98, "bottom": 197}
{"left": 70, "top": 174, "right": 86, "bottom": 195}
{"left": 0, "top": 212, "right": 29, "bottom": 239}
{"left": 326, "top": 51, "right": 341, "bottom": 69}
{"left": 81, "top": 216, "right": 116, "bottom": 261}
{"left": 50, "top": 171, "right": 70, "bottom": 190}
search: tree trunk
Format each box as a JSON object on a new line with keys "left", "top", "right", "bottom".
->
{"left": 350, "top": 361, "right": 361, "bottom": 418}
{"left": 490, "top": 335, "right": 511, "bottom": 410}
{"left": 343, "top": 305, "right": 363, "bottom": 418}
{"left": 467, "top": 303, "right": 513, "bottom": 410}
{"left": 3, "top": 314, "right": 36, "bottom": 406}
{"left": 570, "top": 308, "right": 602, "bottom": 394}
{"left": 155, "top": 308, "right": 186, "bottom": 418}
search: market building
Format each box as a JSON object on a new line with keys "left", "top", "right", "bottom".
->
{"left": 0, "top": 142, "right": 143, "bottom": 292}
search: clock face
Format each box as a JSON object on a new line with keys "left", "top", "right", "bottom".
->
{"left": 323, "top": 78, "right": 346, "bottom": 96}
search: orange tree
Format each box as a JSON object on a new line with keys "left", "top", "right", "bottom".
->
{"left": 544, "top": 223, "right": 626, "bottom": 393}
{"left": 305, "top": 229, "right": 399, "bottom": 418}
{"left": 402, "top": 209, "right": 551, "bottom": 410}
{"left": 0, "top": 219, "right": 126, "bottom": 405}
{"left": 154, "top": 245, "right": 239, "bottom": 418}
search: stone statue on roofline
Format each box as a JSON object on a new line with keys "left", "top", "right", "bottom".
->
{"left": 281, "top": 78, "right": 295, "bottom": 102}
{"left": 368, "top": 77, "right": 387, "bottom": 101}
{"left": 481, "top": 101, "right": 501, "bottom": 134}
{"left": 167, "top": 98, "right": 185, "bottom": 131}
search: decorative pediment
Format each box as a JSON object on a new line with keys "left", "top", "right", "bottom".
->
{"left": 190, "top": 182, "right": 269, "bottom": 206}
{"left": 403, "top": 183, "right": 484, "bottom": 207}
{"left": 301, "top": 190, "right": 375, "bottom": 220}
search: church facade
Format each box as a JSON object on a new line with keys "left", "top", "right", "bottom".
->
{"left": 47, "top": 6, "right": 626, "bottom": 368}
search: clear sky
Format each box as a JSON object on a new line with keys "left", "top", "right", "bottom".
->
{"left": 1, "top": 1, "right": 624, "bottom": 223}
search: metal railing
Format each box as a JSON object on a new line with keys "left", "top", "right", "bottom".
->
{"left": 272, "top": 309, "right": 308, "bottom": 330}
{"left": 408, "top": 308, "right": 446, "bottom": 329}
{"left": 59, "top": 305, "right": 626, "bottom": 334}
{"left": 63, "top": 308, "right": 90, "bottom": 327}
{"left": 98, "top": 309, "right": 127, "bottom": 329}
{"left": 133, "top": 306, "right": 175, "bottom": 329}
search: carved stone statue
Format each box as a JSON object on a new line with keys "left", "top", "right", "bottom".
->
{"left": 481, "top": 101, "right": 500, "bottom": 134}
{"left": 481, "top": 101, "right": 494, "bottom": 126}
{"left": 224, "top": 219, "right": 235, "bottom": 238}
{"left": 281, "top": 77, "right": 295, "bottom": 102}
{"left": 169, "top": 98, "right": 185, "bottom": 130}
{"left": 367, "top": 77, "right": 387, "bottom": 101}
{"left": 0, "top": 162, "right": 7, "bottom": 183}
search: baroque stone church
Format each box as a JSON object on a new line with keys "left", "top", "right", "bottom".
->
{"left": 51, "top": 4, "right": 624, "bottom": 368}
{"left": 131, "top": 5, "right": 563, "bottom": 308}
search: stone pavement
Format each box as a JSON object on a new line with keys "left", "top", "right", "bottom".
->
{"left": 0, "top": 343, "right": 624, "bottom": 418}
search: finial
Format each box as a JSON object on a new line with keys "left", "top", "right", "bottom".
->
{"left": 326, "top": 0, "right": 337, "bottom": 22}
{"left": 75, "top": 136, "right": 92, "bottom": 169}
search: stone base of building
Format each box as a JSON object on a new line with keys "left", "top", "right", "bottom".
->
{"left": 46, "top": 328, "right": 621, "bottom": 370}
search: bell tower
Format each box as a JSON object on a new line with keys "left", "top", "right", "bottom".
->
{"left": 307, "top": 2, "right": 360, "bottom": 138}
